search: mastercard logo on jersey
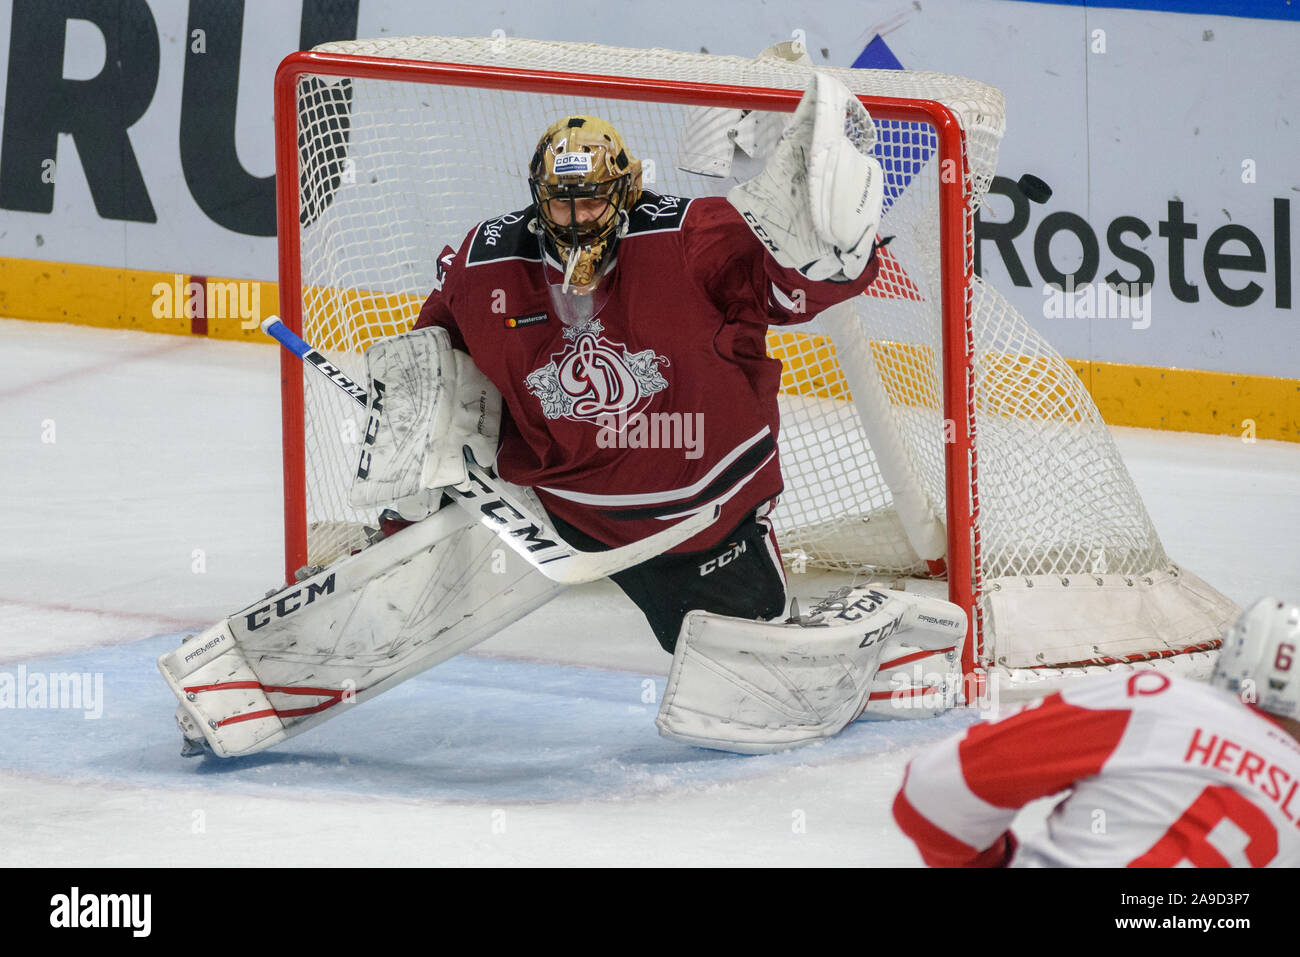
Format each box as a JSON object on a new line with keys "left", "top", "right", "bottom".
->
{"left": 506, "top": 312, "right": 549, "bottom": 330}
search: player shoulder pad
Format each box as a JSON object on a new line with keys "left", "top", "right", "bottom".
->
{"left": 626, "top": 190, "right": 691, "bottom": 235}
{"left": 466, "top": 208, "right": 540, "bottom": 266}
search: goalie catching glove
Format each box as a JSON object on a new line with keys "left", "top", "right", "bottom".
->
{"left": 728, "top": 70, "right": 884, "bottom": 282}
{"left": 349, "top": 325, "right": 502, "bottom": 519}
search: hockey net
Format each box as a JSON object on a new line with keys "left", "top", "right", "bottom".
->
{"left": 274, "top": 36, "right": 1235, "bottom": 693}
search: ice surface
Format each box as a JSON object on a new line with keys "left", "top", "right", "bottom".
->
{"left": 0, "top": 319, "right": 1296, "bottom": 866}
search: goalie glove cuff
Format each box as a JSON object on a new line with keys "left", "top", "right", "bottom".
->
{"left": 807, "top": 73, "right": 883, "bottom": 281}
{"left": 726, "top": 71, "right": 884, "bottom": 283}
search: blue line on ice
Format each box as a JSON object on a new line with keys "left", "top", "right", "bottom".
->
{"left": 0, "top": 635, "right": 977, "bottom": 803}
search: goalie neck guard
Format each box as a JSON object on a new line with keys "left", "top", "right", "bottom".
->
{"left": 528, "top": 115, "right": 642, "bottom": 297}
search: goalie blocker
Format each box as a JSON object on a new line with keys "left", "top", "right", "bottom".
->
{"left": 348, "top": 323, "right": 501, "bottom": 520}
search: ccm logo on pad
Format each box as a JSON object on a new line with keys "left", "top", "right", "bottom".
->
{"left": 245, "top": 575, "right": 336, "bottom": 631}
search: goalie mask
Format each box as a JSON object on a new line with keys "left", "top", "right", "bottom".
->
{"left": 528, "top": 115, "right": 642, "bottom": 297}
{"left": 1210, "top": 597, "right": 1300, "bottom": 719}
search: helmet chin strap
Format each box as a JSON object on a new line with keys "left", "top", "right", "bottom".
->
{"left": 551, "top": 210, "right": 630, "bottom": 294}
{"left": 562, "top": 245, "right": 581, "bottom": 294}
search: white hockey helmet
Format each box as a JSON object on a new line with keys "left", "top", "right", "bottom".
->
{"left": 1210, "top": 597, "right": 1300, "bottom": 719}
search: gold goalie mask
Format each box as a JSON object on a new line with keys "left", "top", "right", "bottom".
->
{"left": 528, "top": 115, "right": 643, "bottom": 295}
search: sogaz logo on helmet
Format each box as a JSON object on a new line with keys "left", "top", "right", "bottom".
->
{"left": 554, "top": 152, "right": 594, "bottom": 175}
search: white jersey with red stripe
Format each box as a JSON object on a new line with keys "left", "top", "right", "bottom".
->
{"left": 894, "top": 672, "right": 1300, "bottom": 868}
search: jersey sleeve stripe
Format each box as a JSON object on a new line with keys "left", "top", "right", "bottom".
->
{"left": 958, "top": 693, "right": 1132, "bottom": 809}
{"left": 893, "top": 767, "right": 1016, "bottom": 867}
{"left": 898, "top": 729, "right": 1020, "bottom": 856}
{"left": 769, "top": 282, "right": 800, "bottom": 313}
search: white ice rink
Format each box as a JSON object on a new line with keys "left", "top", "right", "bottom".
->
{"left": 1, "top": 318, "right": 1297, "bottom": 866}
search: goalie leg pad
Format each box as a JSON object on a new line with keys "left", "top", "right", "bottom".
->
{"left": 159, "top": 507, "right": 564, "bottom": 757}
{"left": 160, "top": 622, "right": 288, "bottom": 757}
{"left": 655, "top": 586, "right": 966, "bottom": 753}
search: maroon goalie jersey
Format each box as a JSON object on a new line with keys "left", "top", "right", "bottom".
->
{"left": 414, "top": 191, "right": 878, "bottom": 552}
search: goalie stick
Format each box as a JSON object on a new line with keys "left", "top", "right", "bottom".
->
{"left": 263, "top": 316, "right": 720, "bottom": 585}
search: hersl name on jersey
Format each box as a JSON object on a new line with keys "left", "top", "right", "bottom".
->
{"left": 525, "top": 317, "right": 669, "bottom": 423}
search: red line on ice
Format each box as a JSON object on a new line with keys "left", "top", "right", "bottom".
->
{"left": 0, "top": 337, "right": 195, "bottom": 400}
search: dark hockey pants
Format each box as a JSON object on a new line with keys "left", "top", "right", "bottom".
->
{"left": 546, "top": 505, "right": 788, "bottom": 653}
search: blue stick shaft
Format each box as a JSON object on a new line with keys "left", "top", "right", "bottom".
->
{"left": 261, "top": 315, "right": 312, "bottom": 359}
{"left": 261, "top": 316, "right": 369, "bottom": 408}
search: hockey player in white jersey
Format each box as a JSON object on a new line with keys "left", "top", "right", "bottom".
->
{"left": 893, "top": 597, "right": 1300, "bottom": 867}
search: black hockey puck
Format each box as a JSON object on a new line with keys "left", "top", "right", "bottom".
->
{"left": 1017, "top": 174, "right": 1053, "bottom": 204}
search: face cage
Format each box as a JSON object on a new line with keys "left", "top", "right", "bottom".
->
{"left": 529, "top": 175, "right": 631, "bottom": 255}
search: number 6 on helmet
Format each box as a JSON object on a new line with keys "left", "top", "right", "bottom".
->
{"left": 1210, "top": 597, "right": 1300, "bottom": 718}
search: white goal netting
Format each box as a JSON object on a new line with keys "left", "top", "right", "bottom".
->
{"left": 282, "top": 36, "right": 1234, "bottom": 676}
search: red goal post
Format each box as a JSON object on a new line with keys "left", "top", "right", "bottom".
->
{"left": 271, "top": 38, "right": 1234, "bottom": 699}
{"left": 272, "top": 48, "right": 980, "bottom": 677}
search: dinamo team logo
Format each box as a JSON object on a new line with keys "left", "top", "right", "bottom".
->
{"left": 525, "top": 317, "right": 669, "bottom": 422}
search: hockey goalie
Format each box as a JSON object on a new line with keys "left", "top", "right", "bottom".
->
{"left": 159, "top": 71, "right": 968, "bottom": 759}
